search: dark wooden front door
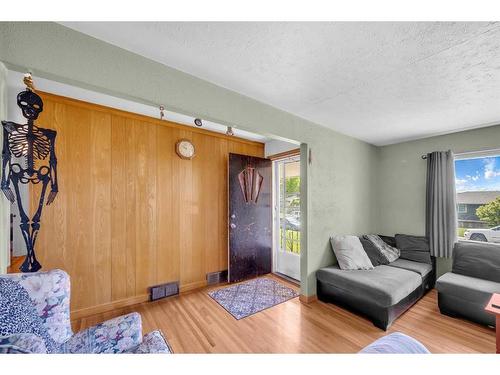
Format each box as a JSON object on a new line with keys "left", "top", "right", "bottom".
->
{"left": 228, "top": 153, "right": 272, "bottom": 283}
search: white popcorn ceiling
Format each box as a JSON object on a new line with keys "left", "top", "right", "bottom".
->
{"left": 61, "top": 22, "right": 500, "bottom": 146}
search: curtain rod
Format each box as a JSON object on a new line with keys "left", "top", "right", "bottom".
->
{"left": 421, "top": 147, "right": 500, "bottom": 160}
{"left": 454, "top": 148, "right": 500, "bottom": 159}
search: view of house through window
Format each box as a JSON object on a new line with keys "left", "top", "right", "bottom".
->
{"left": 455, "top": 153, "right": 500, "bottom": 244}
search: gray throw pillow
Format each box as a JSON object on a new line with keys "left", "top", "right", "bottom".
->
{"left": 363, "top": 234, "right": 400, "bottom": 263}
{"left": 330, "top": 235, "right": 374, "bottom": 270}
{"left": 359, "top": 237, "right": 390, "bottom": 266}
{"left": 378, "top": 235, "right": 397, "bottom": 248}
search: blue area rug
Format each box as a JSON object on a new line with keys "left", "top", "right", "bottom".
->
{"left": 208, "top": 278, "right": 299, "bottom": 320}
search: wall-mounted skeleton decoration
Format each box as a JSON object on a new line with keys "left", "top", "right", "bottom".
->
{"left": 1, "top": 74, "right": 58, "bottom": 272}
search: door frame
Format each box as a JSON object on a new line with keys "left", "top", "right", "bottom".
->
{"left": 272, "top": 153, "right": 301, "bottom": 282}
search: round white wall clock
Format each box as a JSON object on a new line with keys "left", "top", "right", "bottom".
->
{"left": 175, "top": 139, "right": 196, "bottom": 160}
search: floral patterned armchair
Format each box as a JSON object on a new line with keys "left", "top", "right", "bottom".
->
{"left": 0, "top": 269, "right": 172, "bottom": 354}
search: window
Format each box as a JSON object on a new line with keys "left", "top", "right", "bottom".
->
{"left": 455, "top": 152, "right": 500, "bottom": 244}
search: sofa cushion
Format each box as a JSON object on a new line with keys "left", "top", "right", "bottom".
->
{"left": 3, "top": 269, "right": 73, "bottom": 345}
{"left": 128, "top": 330, "right": 172, "bottom": 354}
{"left": 388, "top": 259, "right": 432, "bottom": 278}
{"left": 452, "top": 241, "right": 500, "bottom": 283}
{"left": 61, "top": 312, "right": 142, "bottom": 354}
{"left": 395, "top": 234, "right": 432, "bottom": 264}
{"left": 436, "top": 272, "right": 500, "bottom": 304}
{"left": 316, "top": 265, "right": 421, "bottom": 307}
{"left": 0, "top": 278, "right": 58, "bottom": 353}
{"left": 359, "top": 238, "right": 390, "bottom": 266}
{"left": 330, "top": 235, "right": 374, "bottom": 270}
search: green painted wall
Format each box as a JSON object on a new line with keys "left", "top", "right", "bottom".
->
{"left": 0, "top": 62, "right": 8, "bottom": 274}
{"left": 0, "top": 22, "right": 379, "bottom": 294}
{"left": 377, "top": 124, "right": 500, "bottom": 276}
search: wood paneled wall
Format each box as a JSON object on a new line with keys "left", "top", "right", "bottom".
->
{"left": 32, "top": 92, "right": 264, "bottom": 317}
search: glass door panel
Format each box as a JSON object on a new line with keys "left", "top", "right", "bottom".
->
{"left": 274, "top": 156, "right": 300, "bottom": 280}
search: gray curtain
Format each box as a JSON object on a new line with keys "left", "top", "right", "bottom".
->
{"left": 425, "top": 150, "right": 457, "bottom": 258}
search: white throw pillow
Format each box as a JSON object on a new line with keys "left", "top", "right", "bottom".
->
{"left": 330, "top": 235, "right": 374, "bottom": 270}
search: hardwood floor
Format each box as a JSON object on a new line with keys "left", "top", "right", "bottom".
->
{"left": 71, "top": 275, "right": 496, "bottom": 353}
{"left": 7, "top": 256, "right": 24, "bottom": 273}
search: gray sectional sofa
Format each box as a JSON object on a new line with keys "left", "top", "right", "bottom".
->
{"left": 437, "top": 241, "right": 500, "bottom": 327}
{"left": 317, "top": 234, "right": 435, "bottom": 330}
